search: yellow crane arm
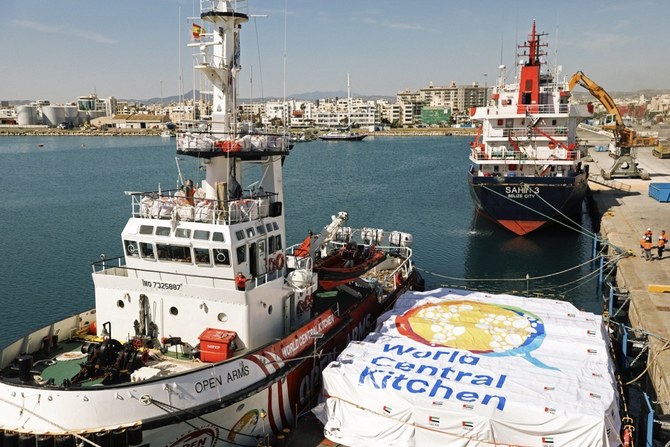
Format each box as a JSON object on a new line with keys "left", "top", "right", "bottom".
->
{"left": 568, "top": 71, "right": 624, "bottom": 127}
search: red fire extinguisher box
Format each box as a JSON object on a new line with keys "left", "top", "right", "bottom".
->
{"left": 199, "top": 328, "right": 237, "bottom": 362}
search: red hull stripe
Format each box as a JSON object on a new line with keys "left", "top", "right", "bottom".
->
{"left": 262, "top": 352, "right": 292, "bottom": 429}
{"left": 267, "top": 385, "right": 280, "bottom": 433}
{"left": 249, "top": 352, "right": 293, "bottom": 432}
{"left": 276, "top": 377, "right": 291, "bottom": 428}
{"left": 498, "top": 219, "right": 547, "bottom": 235}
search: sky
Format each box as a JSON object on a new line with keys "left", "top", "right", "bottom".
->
{"left": 1, "top": 0, "right": 668, "bottom": 104}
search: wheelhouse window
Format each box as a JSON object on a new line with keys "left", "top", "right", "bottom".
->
{"left": 140, "top": 242, "right": 155, "bottom": 260}
{"left": 246, "top": 227, "right": 255, "bottom": 238}
{"left": 235, "top": 230, "right": 246, "bottom": 241}
{"left": 139, "top": 225, "right": 154, "bottom": 235}
{"left": 213, "top": 232, "right": 225, "bottom": 242}
{"left": 156, "top": 227, "right": 171, "bottom": 236}
{"left": 214, "top": 248, "right": 230, "bottom": 266}
{"left": 274, "top": 235, "right": 282, "bottom": 252}
{"left": 124, "top": 240, "right": 139, "bottom": 257}
{"left": 256, "top": 225, "right": 265, "bottom": 235}
{"left": 176, "top": 228, "right": 191, "bottom": 238}
{"left": 236, "top": 246, "right": 246, "bottom": 263}
{"left": 194, "top": 248, "right": 211, "bottom": 265}
{"left": 157, "top": 244, "right": 192, "bottom": 263}
{"left": 194, "top": 230, "right": 210, "bottom": 240}
{"left": 269, "top": 235, "right": 276, "bottom": 253}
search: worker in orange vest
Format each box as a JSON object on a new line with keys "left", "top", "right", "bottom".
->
{"left": 235, "top": 272, "right": 247, "bottom": 290}
{"left": 658, "top": 235, "right": 667, "bottom": 260}
{"left": 643, "top": 237, "right": 654, "bottom": 261}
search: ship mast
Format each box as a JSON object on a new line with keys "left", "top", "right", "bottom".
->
{"left": 516, "top": 21, "right": 548, "bottom": 113}
{"left": 199, "top": 2, "right": 248, "bottom": 135}
{"left": 190, "top": 2, "right": 250, "bottom": 202}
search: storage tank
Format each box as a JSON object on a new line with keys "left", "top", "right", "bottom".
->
{"left": 64, "top": 105, "right": 80, "bottom": 126}
{"left": 15, "top": 105, "right": 38, "bottom": 126}
{"left": 42, "top": 106, "right": 66, "bottom": 127}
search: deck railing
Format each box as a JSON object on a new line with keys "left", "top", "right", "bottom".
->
{"left": 128, "top": 189, "right": 280, "bottom": 225}
{"left": 91, "top": 255, "right": 283, "bottom": 291}
{"left": 176, "top": 128, "right": 290, "bottom": 154}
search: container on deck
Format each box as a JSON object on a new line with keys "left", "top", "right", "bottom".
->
{"left": 198, "top": 328, "right": 237, "bottom": 362}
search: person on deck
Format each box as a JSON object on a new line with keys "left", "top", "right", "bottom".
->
{"left": 235, "top": 272, "right": 247, "bottom": 290}
{"left": 658, "top": 235, "right": 666, "bottom": 260}
{"left": 643, "top": 237, "right": 654, "bottom": 261}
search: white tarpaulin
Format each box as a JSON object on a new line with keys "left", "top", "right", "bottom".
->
{"left": 322, "top": 288, "right": 622, "bottom": 447}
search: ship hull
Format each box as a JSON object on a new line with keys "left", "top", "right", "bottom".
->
{"left": 318, "top": 134, "right": 366, "bottom": 141}
{"left": 468, "top": 171, "right": 589, "bottom": 235}
{"left": 0, "top": 274, "right": 418, "bottom": 447}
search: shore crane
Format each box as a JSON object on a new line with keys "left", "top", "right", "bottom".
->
{"left": 568, "top": 71, "right": 657, "bottom": 180}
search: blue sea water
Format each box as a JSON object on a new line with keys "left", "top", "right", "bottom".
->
{"left": 0, "top": 135, "right": 599, "bottom": 346}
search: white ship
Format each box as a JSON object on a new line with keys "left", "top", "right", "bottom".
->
{"left": 0, "top": 2, "right": 422, "bottom": 446}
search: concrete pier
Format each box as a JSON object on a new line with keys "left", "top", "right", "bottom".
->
{"left": 584, "top": 128, "right": 670, "bottom": 420}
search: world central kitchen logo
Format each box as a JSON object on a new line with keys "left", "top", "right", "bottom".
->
{"left": 395, "top": 300, "right": 558, "bottom": 370}
{"left": 356, "top": 300, "right": 560, "bottom": 412}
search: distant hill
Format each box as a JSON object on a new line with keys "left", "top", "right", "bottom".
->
{"left": 151, "top": 90, "right": 395, "bottom": 103}
{"left": 4, "top": 89, "right": 665, "bottom": 107}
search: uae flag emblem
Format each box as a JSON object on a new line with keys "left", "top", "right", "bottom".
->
{"left": 462, "top": 421, "right": 474, "bottom": 429}
{"left": 542, "top": 436, "right": 554, "bottom": 445}
{"left": 428, "top": 416, "right": 440, "bottom": 426}
{"left": 383, "top": 406, "right": 392, "bottom": 414}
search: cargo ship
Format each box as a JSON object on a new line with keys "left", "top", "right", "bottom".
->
{"left": 0, "top": 2, "right": 421, "bottom": 446}
{"left": 468, "top": 22, "right": 592, "bottom": 235}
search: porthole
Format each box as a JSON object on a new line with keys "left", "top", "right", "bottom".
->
{"left": 169, "top": 307, "right": 179, "bottom": 316}
{"left": 267, "top": 305, "right": 273, "bottom": 315}
{"left": 217, "top": 313, "right": 228, "bottom": 322}
{"left": 117, "top": 300, "right": 125, "bottom": 309}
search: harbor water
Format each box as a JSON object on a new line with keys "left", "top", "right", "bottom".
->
{"left": 0, "top": 135, "right": 599, "bottom": 347}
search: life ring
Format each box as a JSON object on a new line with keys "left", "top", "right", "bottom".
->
{"left": 275, "top": 253, "right": 285, "bottom": 269}
{"left": 296, "top": 300, "right": 305, "bottom": 315}
{"left": 216, "top": 250, "right": 227, "bottom": 263}
{"left": 268, "top": 257, "right": 276, "bottom": 272}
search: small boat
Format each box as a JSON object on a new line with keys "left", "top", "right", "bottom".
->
{"left": 313, "top": 241, "right": 387, "bottom": 290}
{"left": 160, "top": 130, "right": 173, "bottom": 138}
{"left": 319, "top": 130, "right": 367, "bottom": 141}
{"left": 319, "top": 73, "right": 367, "bottom": 142}
{"left": 467, "top": 22, "right": 591, "bottom": 235}
{"left": 314, "top": 244, "right": 387, "bottom": 290}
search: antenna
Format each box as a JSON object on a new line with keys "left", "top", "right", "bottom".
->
{"left": 282, "top": 0, "right": 288, "bottom": 136}
{"left": 499, "top": 34, "right": 504, "bottom": 67}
